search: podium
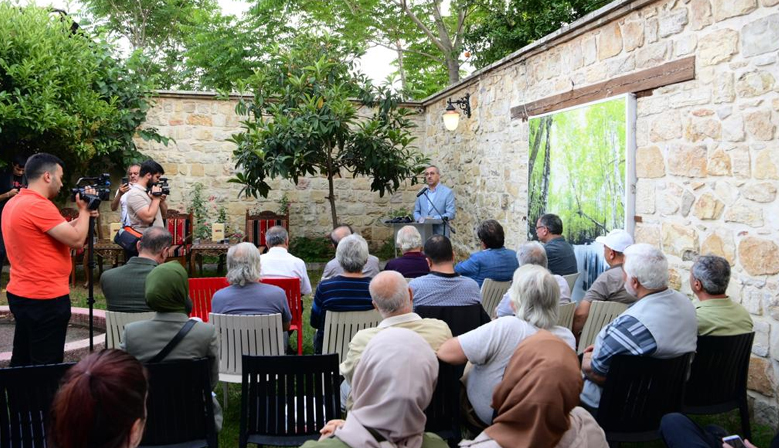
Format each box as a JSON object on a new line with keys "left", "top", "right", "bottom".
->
{"left": 386, "top": 219, "right": 442, "bottom": 257}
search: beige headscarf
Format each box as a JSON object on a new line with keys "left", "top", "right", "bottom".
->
{"left": 334, "top": 328, "right": 439, "bottom": 448}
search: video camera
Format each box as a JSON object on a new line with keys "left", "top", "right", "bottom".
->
{"left": 71, "top": 174, "right": 111, "bottom": 210}
{"left": 149, "top": 177, "right": 170, "bottom": 197}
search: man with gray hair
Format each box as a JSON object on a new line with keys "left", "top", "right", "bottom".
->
{"left": 322, "top": 225, "right": 380, "bottom": 279}
{"left": 211, "top": 242, "right": 291, "bottom": 329}
{"left": 311, "top": 234, "right": 374, "bottom": 353}
{"left": 339, "top": 271, "right": 452, "bottom": 408}
{"left": 259, "top": 225, "right": 312, "bottom": 295}
{"left": 101, "top": 227, "right": 175, "bottom": 313}
{"left": 494, "top": 241, "right": 572, "bottom": 317}
{"left": 383, "top": 225, "right": 429, "bottom": 278}
{"left": 581, "top": 243, "right": 697, "bottom": 410}
{"left": 691, "top": 254, "right": 752, "bottom": 336}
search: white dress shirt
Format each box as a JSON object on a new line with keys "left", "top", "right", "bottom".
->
{"left": 260, "top": 246, "right": 312, "bottom": 295}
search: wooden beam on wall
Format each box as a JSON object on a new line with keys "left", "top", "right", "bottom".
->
{"left": 510, "top": 56, "right": 695, "bottom": 121}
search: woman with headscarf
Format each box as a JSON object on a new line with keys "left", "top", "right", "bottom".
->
{"left": 302, "top": 328, "right": 449, "bottom": 448}
{"left": 120, "top": 262, "right": 222, "bottom": 430}
{"left": 459, "top": 330, "right": 607, "bottom": 448}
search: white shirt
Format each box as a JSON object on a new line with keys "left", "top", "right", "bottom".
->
{"left": 260, "top": 246, "right": 312, "bottom": 295}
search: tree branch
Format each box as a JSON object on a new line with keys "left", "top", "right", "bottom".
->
{"left": 392, "top": 0, "right": 446, "bottom": 54}
{"left": 368, "top": 39, "right": 446, "bottom": 64}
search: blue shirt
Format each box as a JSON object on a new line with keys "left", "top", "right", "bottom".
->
{"left": 544, "top": 236, "right": 578, "bottom": 275}
{"left": 454, "top": 247, "right": 519, "bottom": 287}
{"left": 311, "top": 275, "right": 374, "bottom": 352}
{"left": 409, "top": 272, "right": 482, "bottom": 308}
{"left": 211, "top": 282, "right": 291, "bottom": 322}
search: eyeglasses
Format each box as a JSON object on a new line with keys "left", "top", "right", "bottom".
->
{"left": 424, "top": 172, "right": 437, "bottom": 176}
{"left": 535, "top": 225, "right": 547, "bottom": 232}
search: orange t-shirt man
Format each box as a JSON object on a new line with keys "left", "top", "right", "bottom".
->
{"left": 2, "top": 188, "right": 71, "bottom": 298}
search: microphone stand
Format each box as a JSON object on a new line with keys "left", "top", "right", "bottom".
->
{"left": 422, "top": 190, "right": 456, "bottom": 236}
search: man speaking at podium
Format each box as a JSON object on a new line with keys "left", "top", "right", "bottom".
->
{"left": 413, "top": 165, "right": 455, "bottom": 236}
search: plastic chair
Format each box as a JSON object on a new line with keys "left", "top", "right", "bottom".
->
{"left": 557, "top": 302, "right": 576, "bottom": 330}
{"left": 577, "top": 301, "right": 628, "bottom": 353}
{"left": 139, "top": 358, "right": 217, "bottom": 448}
{"left": 415, "top": 304, "right": 491, "bottom": 337}
{"left": 424, "top": 359, "right": 462, "bottom": 446}
{"left": 188, "top": 277, "right": 229, "bottom": 322}
{"left": 0, "top": 362, "right": 74, "bottom": 448}
{"left": 562, "top": 272, "right": 580, "bottom": 293}
{"left": 596, "top": 353, "right": 694, "bottom": 445}
{"left": 480, "top": 279, "right": 511, "bottom": 317}
{"left": 210, "top": 313, "right": 285, "bottom": 408}
{"left": 261, "top": 277, "right": 304, "bottom": 355}
{"left": 321, "top": 309, "right": 382, "bottom": 365}
{"left": 239, "top": 354, "right": 340, "bottom": 447}
{"left": 105, "top": 311, "right": 155, "bottom": 349}
{"left": 682, "top": 332, "right": 755, "bottom": 440}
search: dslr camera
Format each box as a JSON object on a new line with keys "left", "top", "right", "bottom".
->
{"left": 71, "top": 174, "right": 111, "bottom": 210}
{"left": 149, "top": 177, "right": 170, "bottom": 197}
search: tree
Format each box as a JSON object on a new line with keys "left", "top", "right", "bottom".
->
{"left": 0, "top": 5, "right": 167, "bottom": 171}
{"left": 229, "top": 34, "right": 429, "bottom": 228}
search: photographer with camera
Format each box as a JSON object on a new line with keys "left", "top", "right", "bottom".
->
{"left": 0, "top": 154, "right": 28, "bottom": 291}
{"left": 110, "top": 163, "right": 140, "bottom": 227}
{"left": 125, "top": 159, "right": 168, "bottom": 229}
{"left": 1, "top": 153, "right": 99, "bottom": 366}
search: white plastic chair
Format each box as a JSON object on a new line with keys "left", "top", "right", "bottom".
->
{"left": 563, "top": 272, "right": 580, "bottom": 293}
{"left": 209, "top": 312, "right": 285, "bottom": 407}
{"left": 480, "top": 279, "right": 512, "bottom": 318}
{"left": 322, "top": 309, "right": 382, "bottom": 364}
{"left": 105, "top": 311, "right": 155, "bottom": 349}
{"left": 577, "top": 301, "right": 629, "bottom": 354}
{"left": 557, "top": 302, "right": 576, "bottom": 330}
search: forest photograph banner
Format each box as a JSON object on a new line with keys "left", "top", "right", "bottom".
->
{"left": 527, "top": 96, "right": 631, "bottom": 245}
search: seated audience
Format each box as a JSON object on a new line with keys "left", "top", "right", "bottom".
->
{"left": 535, "top": 213, "right": 577, "bottom": 275}
{"left": 340, "top": 271, "right": 452, "bottom": 408}
{"left": 409, "top": 234, "right": 481, "bottom": 308}
{"left": 660, "top": 412, "right": 769, "bottom": 448}
{"left": 259, "top": 225, "right": 312, "bottom": 295}
{"left": 322, "top": 225, "right": 380, "bottom": 279}
{"left": 101, "top": 227, "right": 172, "bottom": 313}
{"left": 311, "top": 234, "right": 375, "bottom": 353}
{"left": 572, "top": 229, "right": 636, "bottom": 336}
{"left": 495, "top": 241, "right": 571, "bottom": 317}
{"left": 460, "top": 331, "right": 607, "bottom": 448}
{"left": 691, "top": 254, "right": 753, "bottom": 336}
{"left": 212, "top": 242, "right": 291, "bottom": 331}
{"left": 383, "top": 225, "right": 429, "bottom": 278}
{"left": 49, "top": 349, "right": 148, "bottom": 448}
{"left": 580, "top": 244, "right": 697, "bottom": 410}
{"left": 120, "top": 262, "right": 222, "bottom": 430}
{"left": 301, "top": 328, "right": 448, "bottom": 448}
{"left": 438, "top": 264, "right": 576, "bottom": 428}
{"left": 455, "top": 219, "right": 518, "bottom": 287}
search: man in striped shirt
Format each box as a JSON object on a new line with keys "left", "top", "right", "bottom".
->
{"left": 311, "top": 234, "right": 374, "bottom": 353}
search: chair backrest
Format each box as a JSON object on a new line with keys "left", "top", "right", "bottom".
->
{"left": 105, "top": 311, "right": 156, "bottom": 349}
{"left": 577, "top": 301, "right": 629, "bottom": 353}
{"left": 188, "top": 277, "right": 229, "bottom": 322}
{"left": 683, "top": 332, "right": 755, "bottom": 410}
{"left": 322, "top": 309, "right": 382, "bottom": 364}
{"left": 140, "top": 358, "right": 217, "bottom": 448}
{"left": 210, "top": 313, "right": 285, "bottom": 377}
{"left": 597, "top": 353, "right": 693, "bottom": 441}
{"left": 245, "top": 210, "right": 289, "bottom": 248}
{"left": 240, "top": 354, "right": 340, "bottom": 446}
{"left": 415, "top": 304, "right": 491, "bottom": 337}
{"left": 563, "top": 272, "right": 580, "bottom": 292}
{"left": 480, "top": 279, "right": 511, "bottom": 317}
{"left": 260, "top": 277, "right": 303, "bottom": 333}
{"left": 0, "top": 362, "right": 74, "bottom": 448}
{"left": 424, "top": 360, "right": 462, "bottom": 444}
{"left": 165, "top": 209, "right": 193, "bottom": 247}
{"left": 557, "top": 302, "right": 576, "bottom": 330}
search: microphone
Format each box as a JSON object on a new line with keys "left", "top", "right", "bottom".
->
{"left": 416, "top": 186, "right": 429, "bottom": 197}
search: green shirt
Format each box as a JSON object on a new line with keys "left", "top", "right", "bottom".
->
{"left": 301, "top": 432, "right": 448, "bottom": 448}
{"left": 694, "top": 297, "right": 753, "bottom": 336}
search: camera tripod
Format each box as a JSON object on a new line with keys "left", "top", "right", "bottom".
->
{"left": 86, "top": 216, "right": 96, "bottom": 351}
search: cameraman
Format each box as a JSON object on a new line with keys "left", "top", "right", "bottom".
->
{"left": 1, "top": 153, "right": 98, "bottom": 366}
{"left": 0, "top": 154, "right": 27, "bottom": 290}
{"left": 110, "top": 163, "right": 140, "bottom": 227}
{"left": 125, "top": 159, "right": 167, "bottom": 231}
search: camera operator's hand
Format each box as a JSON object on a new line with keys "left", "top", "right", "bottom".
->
{"left": 149, "top": 184, "right": 163, "bottom": 198}
{"left": 75, "top": 187, "right": 97, "bottom": 212}
{"left": 89, "top": 210, "right": 100, "bottom": 218}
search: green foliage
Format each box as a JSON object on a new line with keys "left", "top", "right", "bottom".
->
{"left": 289, "top": 236, "right": 333, "bottom": 263}
{"left": 230, "top": 33, "right": 429, "bottom": 228}
{"left": 188, "top": 183, "right": 211, "bottom": 241}
{"left": 0, "top": 5, "right": 166, "bottom": 171}
{"left": 277, "top": 193, "right": 290, "bottom": 216}
{"left": 374, "top": 236, "right": 397, "bottom": 261}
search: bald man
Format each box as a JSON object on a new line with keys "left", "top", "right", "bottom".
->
{"left": 321, "top": 225, "right": 380, "bottom": 279}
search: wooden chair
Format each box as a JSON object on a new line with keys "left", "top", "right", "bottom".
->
{"left": 557, "top": 302, "right": 576, "bottom": 330}
{"left": 321, "top": 309, "right": 382, "bottom": 364}
{"left": 188, "top": 277, "right": 229, "bottom": 322}
{"left": 165, "top": 209, "right": 193, "bottom": 269}
{"left": 577, "top": 301, "right": 628, "bottom": 354}
{"left": 261, "top": 277, "right": 304, "bottom": 355}
{"left": 245, "top": 209, "right": 289, "bottom": 251}
{"left": 210, "top": 313, "right": 285, "bottom": 408}
{"left": 480, "top": 279, "right": 511, "bottom": 318}
{"left": 0, "top": 362, "right": 74, "bottom": 448}
{"left": 563, "top": 272, "right": 580, "bottom": 293}
{"left": 105, "top": 311, "right": 155, "bottom": 349}
{"left": 239, "top": 354, "right": 341, "bottom": 447}
{"left": 682, "top": 332, "right": 755, "bottom": 440}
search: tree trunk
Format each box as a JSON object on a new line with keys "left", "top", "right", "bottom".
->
{"left": 539, "top": 116, "right": 552, "bottom": 214}
{"left": 445, "top": 55, "right": 460, "bottom": 84}
{"left": 396, "top": 40, "right": 407, "bottom": 94}
{"left": 327, "top": 173, "right": 338, "bottom": 229}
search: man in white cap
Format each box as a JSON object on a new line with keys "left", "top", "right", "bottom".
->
{"left": 572, "top": 229, "right": 635, "bottom": 337}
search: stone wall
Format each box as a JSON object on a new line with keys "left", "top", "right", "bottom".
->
{"left": 419, "top": 0, "right": 779, "bottom": 426}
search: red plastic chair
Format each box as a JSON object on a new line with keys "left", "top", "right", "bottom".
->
{"left": 261, "top": 277, "right": 303, "bottom": 355}
{"left": 188, "top": 277, "right": 228, "bottom": 322}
